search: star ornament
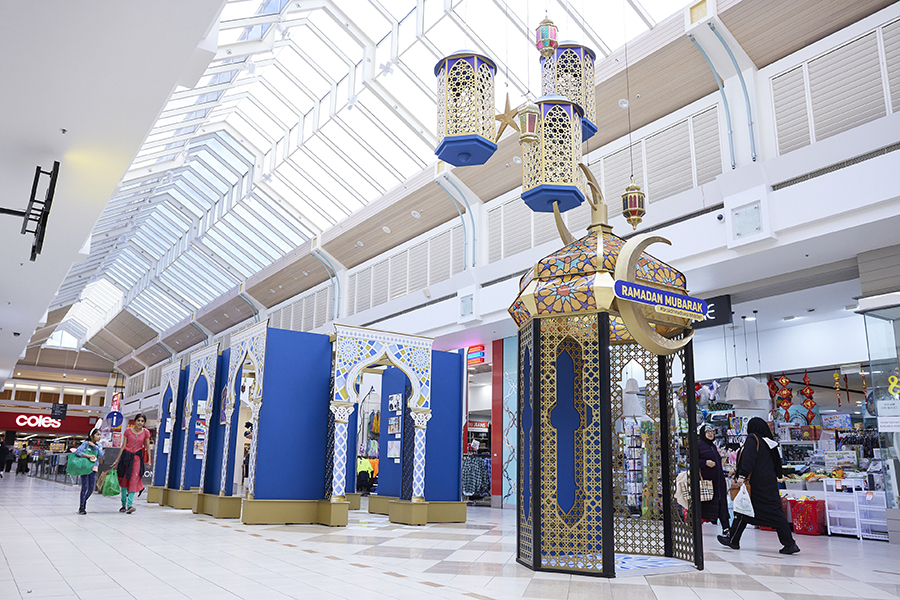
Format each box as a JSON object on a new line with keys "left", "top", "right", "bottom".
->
{"left": 495, "top": 93, "right": 519, "bottom": 142}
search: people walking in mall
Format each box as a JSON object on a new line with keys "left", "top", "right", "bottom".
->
{"left": 718, "top": 417, "right": 800, "bottom": 555}
{"left": 74, "top": 429, "right": 104, "bottom": 514}
{"left": 698, "top": 424, "right": 730, "bottom": 536}
{"left": 15, "top": 447, "right": 30, "bottom": 475}
{"left": 111, "top": 414, "right": 151, "bottom": 514}
{"left": 0, "top": 440, "right": 7, "bottom": 478}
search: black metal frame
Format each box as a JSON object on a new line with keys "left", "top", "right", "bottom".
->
{"left": 658, "top": 354, "right": 674, "bottom": 557}
{"left": 0, "top": 161, "right": 60, "bottom": 261}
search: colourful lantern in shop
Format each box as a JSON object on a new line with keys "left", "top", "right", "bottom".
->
{"left": 434, "top": 52, "right": 498, "bottom": 167}
{"left": 540, "top": 41, "right": 598, "bottom": 141}
{"left": 622, "top": 178, "right": 646, "bottom": 230}
{"left": 535, "top": 17, "right": 559, "bottom": 58}
{"left": 520, "top": 95, "right": 586, "bottom": 213}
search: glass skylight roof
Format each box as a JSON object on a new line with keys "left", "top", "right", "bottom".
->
{"left": 54, "top": 0, "right": 686, "bottom": 352}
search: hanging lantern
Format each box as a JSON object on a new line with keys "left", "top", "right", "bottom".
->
{"left": 434, "top": 51, "right": 497, "bottom": 167}
{"left": 520, "top": 95, "right": 586, "bottom": 214}
{"left": 540, "top": 41, "right": 598, "bottom": 141}
{"left": 518, "top": 97, "right": 539, "bottom": 144}
{"left": 535, "top": 17, "right": 559, "bottom": 59}
{"left": 622, "top": 178, "right": 646, "bottom": 230}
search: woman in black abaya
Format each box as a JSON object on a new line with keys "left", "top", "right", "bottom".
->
{"left": 698, "top": 425, "right": 730, "bottom": 536}
{"left": 717, "top": 417, "right": 799, "bottom": 554}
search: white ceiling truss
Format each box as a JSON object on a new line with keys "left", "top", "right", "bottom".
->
{"left": 50, "top": 0, "right": 674, "bottom": 354}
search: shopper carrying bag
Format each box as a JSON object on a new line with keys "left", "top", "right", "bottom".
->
{"left": 110, "top": 413, "right": 152, "bottom": 514}
{"left": 717, "top": 417, "right": 800, "bottom": 554}
{"left": 70, "top": 429, "right": 104, "bottom": 514}
{"left": 698, "top": 424, "right": 731, "bottom": 536}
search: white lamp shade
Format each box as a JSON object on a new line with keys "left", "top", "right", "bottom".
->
{"left": 725, "top": 377, "right": 750, "bottom": 406}
{"left": 751, "top": 381, "right": 771, "bottom": 407}
{"left": 623, "top": 392, "right": 644, "bottom": 417}
{"left": 624, "top": 378, "right": 639, "bottom": 394}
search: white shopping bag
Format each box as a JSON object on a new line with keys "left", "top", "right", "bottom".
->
{"left": 732, "top": 482, "right": 755, "bottom": 517}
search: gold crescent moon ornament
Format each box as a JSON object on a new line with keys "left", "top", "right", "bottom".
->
{"left": 614, "top": 234, "right": 693, "bottom": 356}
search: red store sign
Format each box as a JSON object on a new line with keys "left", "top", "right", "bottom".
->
{"left": 0, "top": 411, "right": 99, "bottom": 435}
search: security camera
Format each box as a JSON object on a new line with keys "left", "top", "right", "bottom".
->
{"left": 12, "top": 332, "right": 20, "bottom": 337}
{"left": 716, "top": 214, "right": 724, "bottom": 222}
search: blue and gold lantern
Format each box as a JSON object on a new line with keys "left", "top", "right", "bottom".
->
{"left": 541, "top": 42, "right": 598, "bottom": 141}
{"left": 521, "top": 95, "right": 587, "bottom": 213}
{"left": 434, "top": 52, "right": 497, "bottom": 167}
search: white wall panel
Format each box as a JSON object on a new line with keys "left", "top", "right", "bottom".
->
{"left": 645, "top": 120, "right": 692, "bottom": 202}
{"left": 692, "top": 107, "right": 722, "bottom": 184}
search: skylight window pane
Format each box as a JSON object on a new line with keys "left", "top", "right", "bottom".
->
{"left": 221, "top": 0, "right": 263, "bottom": 22}
{"left": 277, "top": 47, "right": 331, "bottom": 96}
{"left": 634, "top": 0, "right": 684, "bottom": 23}
{"left": 232, "top": 204, "right": 292, "bottom": 253}
{"left": 194, "top": 150, "right": 242, "bottom": 184}
{"left": 222, "top": 212, "right": 281, "bottom": 260}
{"left": 229, "top": 113, "right": 274, "bottom": 153}
{"left": 337, "top": 100, "right": 421, "bottom": 175}
{"left": 157, "top": 200, "right": 195, "bottom": 228}
{"left": 189, "top": 161, "right": 230, "bottom": 194}
{"left": 204, "top": 137, "right": 253, "bottom": 172}
{"left": 263, "top": 67, "right": 315, "bottom": 114}
{"left": 277, "top": 162, "right": 348, "bottom": 222}
{"left": 309, "top": 10, "right": 364, "bottom": 59}
{"left": 265, "top": 176, "right": 331, "bottom": 232}
{"left": 198, "top": 237, "right": 252, "bottom": 279}
{"left": 303, "top": 136, "right": 379, "bottom": 201}
{"left": 288, "top": 152, "right": 362, "bottom": 212}
{"left": 320, "top": 119, "right": 400, "bottom": 191}
{"left": 378, "top": 68, "right": 435, "bottom": 136}
{"left": 335, "top": 0, "right": 390, "bottom": 42}
{"left": 253, "top": 84, "right": 299, "bottom": 129}
{"left": 241, "top": 99, "right": 286, "bottom": 139}
{"left": 182, "top": 170, "right": 219, "bottom": 202}
{"left": 206, "top": 228, "right": 263, "bottom": 272}
{"left": 376, "top": 0, "right": 415, "bottom": 22}
{"left": 423, "top": 11, "right": 468, "bottom": 58}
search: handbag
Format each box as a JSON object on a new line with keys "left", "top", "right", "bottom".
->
{"left": 728, "top": 434, "right": 759, "bottom": 500}
{"left": 66, "top": 454, "right": 94, "bottom": 477}
{"left": 678, "top": 471, "right": 715, "bottom": 503}
{"left": 101, "top": 470, "right": 121, "bottom": 497}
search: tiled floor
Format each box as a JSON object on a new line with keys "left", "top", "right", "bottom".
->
{"left": 2, "top": 476, "right": 900, "bottom": 600}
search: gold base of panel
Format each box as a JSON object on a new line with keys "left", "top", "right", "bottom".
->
{"left": 164, "top": 488, "right": 196, "bottom": 510}
{"left": 146, "top": 485, "right": 164, "bottom": 505}
{"left": 367, "top": 495, "right": 396, "bottom": 515}
{"left": 240, "top": 499, "right": 349, "bottom": 527}
{"left": 346, "top": 493, "right": 361, "bottom": 510}
{"left": 192, "top": 492, "right": 242, "bottom": 519}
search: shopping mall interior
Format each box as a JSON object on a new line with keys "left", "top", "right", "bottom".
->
{"left": 2, "top": 0, "right": 900, "bottom": 598}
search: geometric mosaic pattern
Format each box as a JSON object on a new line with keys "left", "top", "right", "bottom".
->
{"left": 517, "top": 321, "right": 534, "bottom": 567}
{"left": 183, "top": 343, "right": 219, "bottom": 492}
{"left": 538, "top": 314, "right": 605, "bottom": 573}
{"left": 609, "top": 342, "right": 665, "bottom": 556}
{"left": 220, "top": 320, "right": 268, "bottom": 498}
{"left": 331, "top": 325, "right": 434, "bottom": 501}
{"left": 159, "top": 361, "right": 181, "bottom": 489}
{"left": 509, "top": 229, "right": 687, "bottom": 326}
{"left": 665, "top": 348, "right": 698, "bottom": 563}
{"left": 542, "top": 45, "right": 597, "bottom": 130}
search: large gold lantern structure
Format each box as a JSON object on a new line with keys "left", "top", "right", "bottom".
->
{"left": 520, "top": 95, "right": 587, "bottom": 214}
{"left": 434, "top": 52, "right": 497, "bottom": 167}
{"left": 540, "top": 42, "right": 598, "bottom": 141}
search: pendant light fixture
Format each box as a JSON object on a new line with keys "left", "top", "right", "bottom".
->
{"left": 620, "top": 37, "right": 645, "bottom": 230}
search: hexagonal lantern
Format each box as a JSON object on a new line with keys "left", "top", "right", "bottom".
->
{"left": 434, "top": 51, "right": 497, "bottom": 167}
{"left": 509, "top": 207, "right": 704, "bottom": 577}
{"left": 520, "top": 95, "right": 587, "bottom": 214}
{"left": 540, "top": 41, "right": 598, "bottom": 142}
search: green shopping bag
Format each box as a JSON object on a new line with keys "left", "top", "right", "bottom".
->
{"left": 66, "top": 454, "right": 94, "bottom": 476}
{"left": 101, "top": 470, "right": 121, "bottom": 497}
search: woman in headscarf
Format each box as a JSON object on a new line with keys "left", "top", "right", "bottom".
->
{"left": 717, "top": 417, "right": 799, "bottom": 554}
{"left": 698, "top": 424, "right": 730, "bottom": 536}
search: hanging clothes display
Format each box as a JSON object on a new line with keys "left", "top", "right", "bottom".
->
{"left": 461, "top": 455, "right": 490, "bottom": 497}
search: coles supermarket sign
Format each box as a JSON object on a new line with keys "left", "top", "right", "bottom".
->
{"left": 0, "top": 411, "right": 98, "bottom": 434}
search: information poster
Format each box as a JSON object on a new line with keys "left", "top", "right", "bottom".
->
{"left": 821, "top": 414, "right": 852, "bottom": 430}
{"left": 387, "top": 440, "right": 401, "bottom": 458}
